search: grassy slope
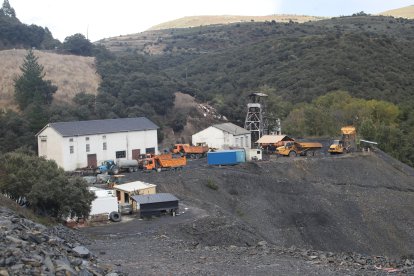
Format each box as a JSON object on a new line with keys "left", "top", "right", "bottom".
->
{"left": 147, "top": 14, "right": 326, "bottom": 30}
{"left": 0, "top": 49, "right": 100, "bottom": 110}
{"left": 379, "top": 5, "right": 414, "bottom": 19}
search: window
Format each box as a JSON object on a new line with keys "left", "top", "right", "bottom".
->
{"left": 69, "top": 138, "right": 73, "bottom": 142}
{"left": 85, "top": 137, "right": 89, "bottom": 141}
{"left": 116, "top": 151, "right": 126, "bottom": 158}
{"left": 86, "top": 144, "right": 90, "bottom": 152}
{"left": 70, "top": 145, "right": 74, "bottom": 154}
{"left": 145, "top": 147, "right": 155, "bottom": 154}
{"left": 245, "top": 136, "right": 249, "bottom": 147}
{"left": 102, "top": 135, "right": 106, "bottom": 140}
{"left": 240, "top": 137, "right": 244, "bottom": 147}
{"left": 103, "top": 142, "right": 107, "bottom": 150}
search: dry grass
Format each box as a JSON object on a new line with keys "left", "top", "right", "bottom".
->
{"left": 379, "top": 5, "right": 414, "bottom": 19}
{"left": 0, "top": 49, "right": 100, "bottom": 110}
{"left": 148, "top": 14, "right": 326, "bottom": 31}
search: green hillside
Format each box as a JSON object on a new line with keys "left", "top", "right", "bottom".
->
{"left": 95, "top": 14, "right": 414, "bottom": 165}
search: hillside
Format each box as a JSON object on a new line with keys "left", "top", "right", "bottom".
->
{"left": 82, "top": 150, "right": 414, "bottom": 274}
{"left": 148, "top": 14, "right": 326, "bottom": 30}
{"left": 0, "top": 49, "right": 99, "bottom": 110}
{"left": 379, "top": 5, "right": 414, "bottom": 19}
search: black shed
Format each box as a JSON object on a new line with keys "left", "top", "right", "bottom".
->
{"left": 131, "top": 193, "right": 179, "bottom": 218}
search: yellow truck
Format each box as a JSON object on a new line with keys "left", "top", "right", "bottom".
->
{"left": 328, "top": 126, "right": 356, "bottom": 154}
{"left": 276, "top": 141, "right": 323, "bottom": 157}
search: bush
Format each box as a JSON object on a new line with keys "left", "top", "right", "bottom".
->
{"left": 0, "top": 150, "right": 95, "bottom": 219}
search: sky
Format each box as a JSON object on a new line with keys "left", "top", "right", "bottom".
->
{"left": 8, "top": 0, "right": 414, "bottom": 42}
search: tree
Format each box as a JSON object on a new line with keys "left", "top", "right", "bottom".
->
{"left": 0, "top": 150, "right": 95, "bottom": 219}
{"left": 14, "top": 49, "right": 57, "bottom": 110}
{"left": 62, "top": 33, "right": 93, "bottom": 56}
{"left": 1, "top": 0, "right": 16, "bottom": 17}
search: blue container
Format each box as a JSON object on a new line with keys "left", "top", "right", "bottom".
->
{"left": 207, "top": 149, "right": 246, "bottom": 165}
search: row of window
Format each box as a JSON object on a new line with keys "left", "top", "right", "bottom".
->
{"left": 70, "top": 142, "right": 107, "bottom": 154}
{"left": 69, "top": 136, "right": 106, "bottom": 143}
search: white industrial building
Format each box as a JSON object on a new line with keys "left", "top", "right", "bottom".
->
{"left": 36, "top": 117, "right": 158, "bottom": 171}
{"left": 192, "top": 122, "right": 251, "bottom": 150}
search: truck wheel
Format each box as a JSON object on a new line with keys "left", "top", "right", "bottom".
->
{"left": 128, "top": 167, "right": 133, "bottom": 173}
{"left": 289, "top": 151, "right": 297, "bottom": 157}
{"left": 190, "top": 154, "right": 196, "bottom": 159}
{"left": 156, "top": 168, "right": 161, "bottom": 173}
{"left": 109, "top": 211, "right": 121, "bottom": 222}
{"left": 112, "top": 166, "right": 119, "bottom": 175}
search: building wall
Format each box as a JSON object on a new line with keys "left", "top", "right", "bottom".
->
{"left": 192, "top": 127, "right": 251, "bottom": 149}
{"left": 38, "top": 128, "right": 158, "bottom": 171}
{"left": 192, "top": 126, "right": 225, "bottom": 149}
{"left": 116, "top": 186, "right": 156, "bottom": 204}
{"left": 37, "top": 126, "right": 64, "bottom": 168}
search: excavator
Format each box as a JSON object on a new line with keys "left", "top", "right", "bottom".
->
{"left": 328, "top": 126, "right": 356, "bottom": 154}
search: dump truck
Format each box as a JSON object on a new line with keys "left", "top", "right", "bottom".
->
{"left": 276, "top": 141, "right": 323, "bottom": 157}
{"left": 172, "top": 143, "right": 209, "bottom": 158}
{"left": 143, "top": 155, "right": 187, "bottom": 172}
{"left": 328, "top": 126, "right": 356, "bottom": 154}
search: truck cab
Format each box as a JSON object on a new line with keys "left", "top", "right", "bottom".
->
{"left": 97, "top": 160, "right": 119, "bottom": 175}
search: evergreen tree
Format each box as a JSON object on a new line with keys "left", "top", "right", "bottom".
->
{"left": 14, "top": 49, "right": 57, "bottom": 110}
{"left": 1, "top": 0, "right": 16, "bottom": 17}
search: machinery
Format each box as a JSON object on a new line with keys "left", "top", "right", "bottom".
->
{"left": 328, "top": 126, "right": 356, "bottom": 154}
{"left": 276, "top": 141, "right": 323, "bottom": 157}
{"left": 172, "top": 143, "right": 209, "bottom": 158}
{"left": 97, "top": 159, "right": 139, "bottom": 174}
{"left": 143, "top": 155, "right": 187, "bottom": 172}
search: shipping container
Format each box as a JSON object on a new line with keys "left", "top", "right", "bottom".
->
{"left": 207, "top": 149, "right": 246, "bottom": 165}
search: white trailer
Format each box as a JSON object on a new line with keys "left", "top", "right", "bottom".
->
{"left": 245, "top": 148, "right": 263, "bottom": 161}
{"left": 89, "top": 187, "right": 121, "bottom": 222}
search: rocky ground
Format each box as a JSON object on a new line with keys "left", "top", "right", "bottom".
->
{"left": 0, "top": 206, "right": 125, "bottom": 275}
{"left": 79, "top": 149, "right": 414, "bottom": 275}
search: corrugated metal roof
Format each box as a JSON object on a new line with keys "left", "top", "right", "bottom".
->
{"left": 213, "top": 123, "right": 250, "bottom": 135}
{"left": 131, "top": 193, "right": 179, "bottom": 204}
{"left": 113, "top": 181, "right": 157, "bottom": 192}
{"left": 46, "top": 117, "right": 158, "bottom": 137}
{"left": 256, "top": 135, "right": 294, "bottom": 144}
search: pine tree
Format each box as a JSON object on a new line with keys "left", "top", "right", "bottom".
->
{"left": 14, "top": 49, "right": 57, "bottom": 110}
{"left": 1, "top": 0, "right": 16, "bottom": 17}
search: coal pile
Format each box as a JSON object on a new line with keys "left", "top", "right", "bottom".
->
{"left": 0, "top": 206, "right": 126, "bottom": 275}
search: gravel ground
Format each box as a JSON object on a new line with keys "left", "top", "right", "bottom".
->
{"left": 81, "top": 149, "right": 414, "bottom": 275}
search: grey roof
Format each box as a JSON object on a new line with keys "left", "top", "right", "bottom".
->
{"left": 43, "top": 117, "right": 158, "bottom": 137}
{"left": 131, "top": 193, "right": 179, "bottom": 204}
{"left": 213, "top": 123, "right": 250, "bottom": 135}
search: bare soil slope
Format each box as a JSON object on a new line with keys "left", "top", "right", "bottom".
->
{"left": 82, "top": 149, "right": 414, "bottom": 274}
{"left": 0, "top": 49, "right": 100, "bottom": 110}
{"left": 134, "top": 151, "right": 414, "bottom": 257}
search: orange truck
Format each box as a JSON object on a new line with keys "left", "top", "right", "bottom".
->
{"left": 172, "top": 143, "right": 209, "bottom": 158}
{"left": 143, "top": 155, "right": 186, "bottom": 172}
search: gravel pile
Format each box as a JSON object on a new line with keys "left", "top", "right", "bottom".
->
{"left": 0, "top": 206, "right": 127, "bottom": 276}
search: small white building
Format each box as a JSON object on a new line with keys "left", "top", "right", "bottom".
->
{"left": 36, "top": 117, "right": 158, "bottom": 171}
{"left": 192, "top": 122, "right": 251, "bottom": 150}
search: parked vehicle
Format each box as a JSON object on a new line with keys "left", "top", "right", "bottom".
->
{"left": 172, "top": 143, "right": 209, "bottom": 158}
{"left": 97, "top": 159, "right": 139, "bottom": 174}
{"left": 207, "top": 149, "right": 246, "bottom": 165}
{"left": 88, "top": 188, "right": 121, "bottom": 222}
{"left": 276, "top": 141, "right": 322, "bottom": 157}
{"left": 143, "top": 155, "right": 186, "bottom": 172}
{"left": 328, "top": 126, "right": 357, "bottom": 154}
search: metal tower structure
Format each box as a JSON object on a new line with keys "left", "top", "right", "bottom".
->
{"left": 244, "top": 93, "right": 269, "bottom": 145}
